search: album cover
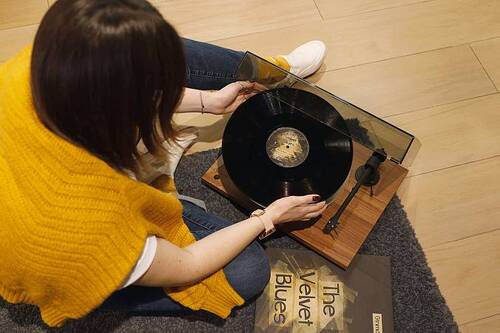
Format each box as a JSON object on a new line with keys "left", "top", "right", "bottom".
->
{"left": 254, "top": 248, "right": 393, "bottom": 333}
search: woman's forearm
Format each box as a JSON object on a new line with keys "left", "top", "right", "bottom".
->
{"left": 136, "top": 215, "right": 269, "bottom": 288}
{"left": 136, "top": 195, "right": 325, "bottom": 288}
{"left": 176, "top": 88, "right": 207, "bottom": 113}
{"left": 176, "top": 82, "right": 256, "bottom": 115}
{"left": 183, "top": 216, "right": 266, "bottom": 280}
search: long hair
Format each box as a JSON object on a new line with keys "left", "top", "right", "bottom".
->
{"left": 31, "top": 0, "right": 186, "bottom": 172}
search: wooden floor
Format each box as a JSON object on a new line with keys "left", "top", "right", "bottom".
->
{"left": 1, "top": 0, "right": 499, "bottom": 331}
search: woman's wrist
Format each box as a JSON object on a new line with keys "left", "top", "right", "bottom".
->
{"left": 250, "top": 215, "right": 266, "bottom": 232}
{"left": 199, "top": 90, "right": 206, "bottom": 113}
{"left": 175, "top": 88, "right": 215, "bottom": 114}
{"left": 262, "top": 208, "right": 279, "bottom": 225}
{"left": 251, "top": 209, "right": 277, "bottom": 240}
{"left": 200, "top": 90, "right": 218, "bottom": 114}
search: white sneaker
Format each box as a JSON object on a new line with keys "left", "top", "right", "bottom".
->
{"left": 282, "top": 40, "right": 327, "bottom": 79}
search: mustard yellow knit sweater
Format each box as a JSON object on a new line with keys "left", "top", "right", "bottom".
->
{"left": 0, "top": 47, "right": 244, "bottom": 327}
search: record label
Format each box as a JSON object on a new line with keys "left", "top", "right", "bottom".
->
{"left": 265, "top": 127, "right": 309, "bottom": 168}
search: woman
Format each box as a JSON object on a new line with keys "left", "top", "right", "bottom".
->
{"left": 0, "top": 0, "right": 327, "bottom": 327}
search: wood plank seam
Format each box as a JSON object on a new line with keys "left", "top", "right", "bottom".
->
{"left": 321, "top": 42, "right": 494, "bottom": 74}
{"left": 461, "top": 313, "right": 500, "bottom": 327}
{"left": 386, "top": 92, "right": 499, "bottom": 121}
{"left": 380, "top": 91, "right": 499, "bottom": 119}
{"left": 405, "top": 153, "right": 500, "bottom": 178}
{"left": 311, "top": 0, "right": 324, "bottom": 20}
{"left": 324, "top": 44, "right": 457, "bottom": 73}
{"left": 472, "top": 35, "right": 500, "bottom": 45}
{"left": 426, "top": 225, "right": 500, "bottom": 251}
{"left": 313, "top": 0, "right": 437, "bottom": 21}
{"left": 470, "top": 44, "right": 499, "bottom": 92}
{"left": 0, "top": 22, "right": 40, "bottom": 32}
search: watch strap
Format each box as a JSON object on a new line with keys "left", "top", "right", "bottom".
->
{"left": 251, "top": 209, "right": 275, "bottom": 240}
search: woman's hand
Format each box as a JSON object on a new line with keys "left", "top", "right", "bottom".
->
{"left": 265, "top": 194, "right": 327, "bottom": 225}
{"left": 203, "top": 81, "right": 257, "bottom": 114}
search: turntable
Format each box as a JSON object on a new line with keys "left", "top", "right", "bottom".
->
{"left": 201, "top": 52, "right": 419, "bottom": 269}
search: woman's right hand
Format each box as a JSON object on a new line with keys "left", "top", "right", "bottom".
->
{"left": 266, "top": 194, "right": 327, "bottom": 225}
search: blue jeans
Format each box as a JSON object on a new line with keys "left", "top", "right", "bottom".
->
{"left": 183, "top": 38, "right": 245, "bottom": 90}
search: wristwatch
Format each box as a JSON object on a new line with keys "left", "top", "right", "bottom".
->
{"left": 251, "top": 209, "right": 275, "bottom": 240}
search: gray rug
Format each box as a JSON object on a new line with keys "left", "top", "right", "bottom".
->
{"left": 0, "top": 149, "right": 458, "bottom": 332}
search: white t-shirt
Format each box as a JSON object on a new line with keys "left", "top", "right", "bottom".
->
{"left": 121, "top": 235, "right": 157, "bottom": 288}
{"left": 121, "top": 169, "right": 158, "bottom": 289}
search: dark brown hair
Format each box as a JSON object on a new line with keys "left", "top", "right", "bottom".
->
{"left": 31, "top": 0, "right": 186, "bottom": 172}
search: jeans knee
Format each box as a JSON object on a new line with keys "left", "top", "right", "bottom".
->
{"left": 225, "top": 242, "right": 271, "bottom": 302}
{"left": 249, "top": 246, "right": 271, "bottom": 297}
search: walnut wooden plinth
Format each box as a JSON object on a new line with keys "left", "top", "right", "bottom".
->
{"left": 201, "top": 142, "right": 408, "bottom": 269}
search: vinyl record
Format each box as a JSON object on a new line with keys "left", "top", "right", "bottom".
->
{"left": 222, "top": 87, "right": 353, "bottom": 207}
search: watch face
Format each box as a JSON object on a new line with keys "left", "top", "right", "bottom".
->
{"left": 252, "top": 209, "right": 265, "bottom": 217}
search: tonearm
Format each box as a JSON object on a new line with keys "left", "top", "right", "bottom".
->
{"left": 322, "top": 149, "right": 387, "bottom": 234}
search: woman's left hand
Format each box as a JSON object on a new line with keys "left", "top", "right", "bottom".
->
{"left": 203, "top": 81, "right": 257, "bottom": 115}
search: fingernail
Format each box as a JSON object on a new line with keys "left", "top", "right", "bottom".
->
{"left": 313, "top": 195, "right": 321, "bottom": 202}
